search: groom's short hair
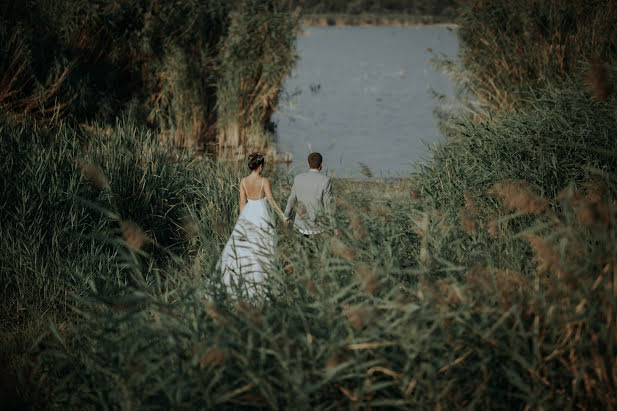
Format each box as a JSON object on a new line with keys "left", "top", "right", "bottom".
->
{"left": 308, "top": 152, "right": 322, "bottom": 169}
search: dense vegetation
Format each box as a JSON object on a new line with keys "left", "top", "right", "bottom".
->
{"left": 1, "top": 0, "right": 616, "bottom": 409}
{"left": 0, "top": 0, "right": 298, "bottom": 149}
{"left": 438, "top": 0, "right": 617, "bottom": 113}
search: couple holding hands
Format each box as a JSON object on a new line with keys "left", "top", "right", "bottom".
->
{"left": 219, "top": 152, "right": 337, "bottom": 296}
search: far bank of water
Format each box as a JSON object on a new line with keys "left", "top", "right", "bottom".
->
{"left": 273, "top": 25, "right": 459, "bottom": 178}
{"left": 299, "top": 14, "right": 455, "bottom": 26}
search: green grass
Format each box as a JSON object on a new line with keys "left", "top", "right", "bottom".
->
{"left": 416, "top": 80, "right": 617, "bottom": 275}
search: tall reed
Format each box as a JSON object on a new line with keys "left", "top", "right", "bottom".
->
{"left": 217, "top": 0, "right": 300, "bottom": 152}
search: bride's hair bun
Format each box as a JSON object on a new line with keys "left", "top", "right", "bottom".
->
{"left": 248, "top": 152, "right": 265, "bottom": 170}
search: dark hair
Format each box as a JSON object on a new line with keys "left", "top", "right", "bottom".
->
{"left": 248, "top": 152, "right": 265, "bottom": 170}
{"left": 308, "top": 152, "right": 322, "bottom": 169}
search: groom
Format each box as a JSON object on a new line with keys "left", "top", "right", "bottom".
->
{"left": 284, "top": 152, "right": 337, "bottom": 237}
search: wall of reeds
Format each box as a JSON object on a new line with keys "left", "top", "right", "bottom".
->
{"left": 0, "top": 0, "right": 298, "bottom": 150}
{"left": 449, "top": 0, "right": 617, "bottom": 112}
{"left": 0, "top": 114, "right": 250, "bottom": 406}
{"left": 216, "top": 0, "right": 300, "bottom": 152}
{"left": 0, "top": 114, "right": 237, "bottom": 322}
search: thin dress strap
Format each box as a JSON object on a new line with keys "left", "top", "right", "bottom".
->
{"left": 258, "top": 177, "right": 264, "bottom": 198}
{"left": 242, "top": 179, "right": 250, "bottom": 200}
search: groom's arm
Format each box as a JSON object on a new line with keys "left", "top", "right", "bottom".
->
{"left": 323, "top": 177, "right": 337, "bottom": 229}
{"left": 283, "top": 180, "right": 297, "bottom": 220}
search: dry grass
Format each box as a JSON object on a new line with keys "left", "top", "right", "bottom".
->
{"left": 356, "top": 263, "right": 380, "bottom": 295}
{"left": 76, "top": 158, "right": 109, "bottom": 188}
{"left": 349, "top": 213, "right": 368, "bottom": 240}
{"left": 0, "top": 29, "right": 75, "bottom": 124}
{"left": 558, "top": 180, "right": 613, "bottom": 227}
{"left": 330, "top": 237, "right": 356, "bottom": 261}
{"left": 199, "top": 345, "right": 227, "bottom": 368}
{"left": 525, "top": 235, "right": 564, "bottom": 278}
{"left": 119, "top": 221, "right": 148, "bottom": 250}
{"left": 585, "top": 56, "right": 613, "bottom": 101}
{"left": 459, "top": 209, "right": 478, "bottom": 234}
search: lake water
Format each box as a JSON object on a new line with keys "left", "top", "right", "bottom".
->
{"left": 273, "top": 25, "right": 459, "bottom": 178}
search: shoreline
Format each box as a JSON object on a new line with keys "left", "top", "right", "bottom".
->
{"left": 299, "top": 13, "right": 457, "bottom": 27}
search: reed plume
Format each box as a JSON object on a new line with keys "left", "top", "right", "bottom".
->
{"left": 489, "top": 179, "right": 548, "bottom": 214}
{"left": 585, "top": 56, "right": 613, "bottom": 101}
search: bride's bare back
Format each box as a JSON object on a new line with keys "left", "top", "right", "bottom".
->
{"left": 242, "top": 175, "right": 266, "bottom": 200}
{"left": 239, "top": 173, "right": 285, "bottom": 219}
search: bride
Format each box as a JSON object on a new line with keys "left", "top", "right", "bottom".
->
{"left": 219, "top": 152, "right": 285, "bottom": 297}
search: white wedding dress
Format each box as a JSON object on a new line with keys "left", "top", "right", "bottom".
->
{"left": 219, "top": 178, "right": 275, "bottom": 297}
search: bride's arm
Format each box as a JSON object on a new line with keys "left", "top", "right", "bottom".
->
{"left": 239, "top": 178, "right": 247, "bottom": 213}
{"left": 263, "top": 178, "right": 285, "bottom": 219}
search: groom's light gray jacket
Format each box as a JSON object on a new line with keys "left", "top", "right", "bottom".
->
{"left": 284, "top": 170, "right": 336, "bottom": 234}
